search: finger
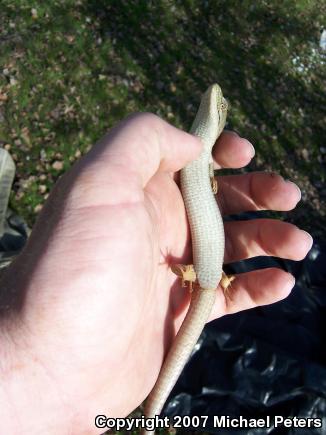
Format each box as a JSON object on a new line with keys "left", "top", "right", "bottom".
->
{"left": 224, "top": 219, "right": 313, "bottom": 263}
{"left": 217, "top": 172, "right": 301, "bottom": 215}
{"left": 210, "top": 268, "right": 295, "bottom": 319}
{"left": 89, "top": 113, "right": 202, "bottom": 187}
{"left": 213, "top": 130, "right": 255, "bottom": 169}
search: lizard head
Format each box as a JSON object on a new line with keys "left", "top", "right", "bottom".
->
{"left": 190, "top": 83, "right": 228, "bottom": 141}
{"left": 207, "top": 83, "right": 228, "bottom": 115}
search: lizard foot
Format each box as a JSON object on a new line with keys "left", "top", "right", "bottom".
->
{"left": 211, "top": 176, "right": 218, "bottom": 194}
{"left": 171, "top": 264, "right": 197, "bottom": 291}
{"left": 209, "top": 162, "right": 218, "bottom": 194}
{"left": 220, "top": 271, "right": 235, "bottom": 299}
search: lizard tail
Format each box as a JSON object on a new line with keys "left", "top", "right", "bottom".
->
{"left": 141, "top": 287, "right": 216, "bottom": 435}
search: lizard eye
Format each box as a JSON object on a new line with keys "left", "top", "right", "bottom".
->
{"left": 220, "top": 100, "right": 228, "bottom": 111}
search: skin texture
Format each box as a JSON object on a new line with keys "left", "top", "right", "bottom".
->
{"left": 143, "top": 85, "right": 228, "bottom": 433}
{"left": 182, "top": 84, "right": 227, "bottom": 288}
{"left": 0, "top": 113, "right": 312, "bottom": 435}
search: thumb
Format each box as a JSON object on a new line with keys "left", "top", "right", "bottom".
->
{"left": 88, "top": 112, "right": 203, "bottom": 187}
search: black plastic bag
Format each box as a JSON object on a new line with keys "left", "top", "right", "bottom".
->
{"left": 164, "top": 241, "right": 326, "bottom": 434}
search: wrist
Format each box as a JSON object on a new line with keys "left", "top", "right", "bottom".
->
{"left": 0, "top": 324, "right": 19, "bottom": 433}
{"left": 0, "top": 318, "right": 72, "bottom": 434}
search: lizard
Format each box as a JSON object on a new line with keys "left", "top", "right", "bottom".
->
{"left": 141, "top": 84, "right": 231, "bottom": 435}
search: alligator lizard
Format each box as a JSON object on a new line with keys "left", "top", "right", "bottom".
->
{"left": 142, "top": 84, "right": 229, "bottom": 435}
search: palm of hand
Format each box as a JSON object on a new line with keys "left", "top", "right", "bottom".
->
{"left": 15, "top": 141, "right": 193, "bottom": 418}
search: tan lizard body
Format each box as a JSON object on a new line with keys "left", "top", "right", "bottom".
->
{"left": 142, "top": 84, "right": 228, "bottom": 435}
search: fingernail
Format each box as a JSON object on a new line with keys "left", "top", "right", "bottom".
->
{"left": 243, "top": 139, "right": 255, "bottom": 158}
{"left": 285, "top": 179, "right": 301, "bottom": 202}
{"left": 249, "top": 142, "right": 255, "bottom": 158}
{"left": 300, "top": 230, "right": 314, "bottom": 250}
{"left": 287, "top": 273, "right": 296, "bottom": 289}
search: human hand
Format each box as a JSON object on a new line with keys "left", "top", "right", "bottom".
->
{"left": 0, "top": 114, "right": 312, "bottom": 434}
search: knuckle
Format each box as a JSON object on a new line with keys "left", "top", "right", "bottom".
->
{"left": 124, "top": 112, "right": 166, "bottom": 148}
{"left": 126, "top": 111, "right": 162, "bottom": 126}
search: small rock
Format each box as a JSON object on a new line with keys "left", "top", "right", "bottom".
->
{"left": 39, "top": 174, "right": 47, "bottom": 181}
{"left": 34, "top": 204, "right": 43, "bottom": 213}
{"left": 301, "top": 148, "right": 309, "bottom": 161}
{"left": 4, "top": 144, "right": 11, "bottom": 150}
{"left": 66, "top": 35, "right": 75, "bottom": 44}
{"left": 52, "top": 160, "right": 64, "bottom": 171}
{"left": 39, "top": 184, "right": 47, "bottom": 194}
{"left": 169, "top": 83, "right": 176, "bottom": 93}
{"left": 75, "top": 149, "right": 81, "bottom": 158}
{"left": 40, "top": 149, "right": 47, "bottom": 161}
{"left": 31, "top": 8, "right": 38, "bottom": 19}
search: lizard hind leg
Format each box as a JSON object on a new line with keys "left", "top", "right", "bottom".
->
{"left": 220, "top": 271, "right": 235, "bottom": 300}
{"left": 171, "top": 264, "right": 197, "bottom": 291}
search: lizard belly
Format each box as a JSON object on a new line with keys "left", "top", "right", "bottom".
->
{"left": 181, "top": 158, "right": 224, "bottom": 290}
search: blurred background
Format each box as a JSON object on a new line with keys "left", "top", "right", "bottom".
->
{"left": 0, "top": 0, "right": 325, "bottom": 233}
{"left": 0, "top": 1, "right": 325, "bottom": 434}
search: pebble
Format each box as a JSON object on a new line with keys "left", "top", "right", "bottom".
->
{"left": 52, "top": 160, "right": 64, "bottom": 171}
{"left": 34, "top": 204, "right": 43, "bottom": 213}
